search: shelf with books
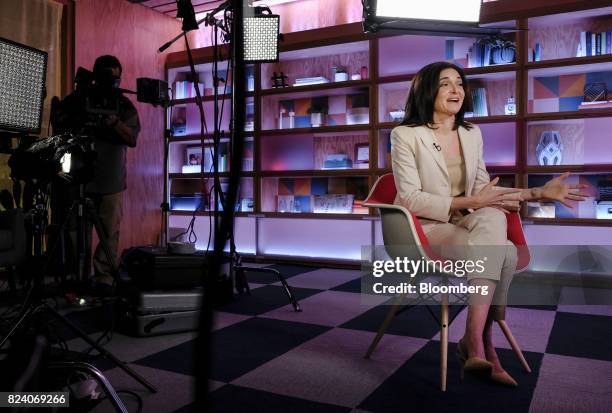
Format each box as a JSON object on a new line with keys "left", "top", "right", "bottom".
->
{"left": 377, "top": 33, "right": 517, "bottom": 78}
{"left": 168, "top": 96, "right": 255, "bottom": 136}
{"left": 171, "top": 92, "right": 255, "bottom": 105}
{"left": 169, "top": 176, "right": 254, "bottom": 213}
{"left": 261, "top": 40, "right": 370, "bottom": 90}
{"left": 168, "top": 138, "right": 254, "bottom": 174}
{"left": 527, "top": 7, "right": 612, "bottom": 62}
{"left": 260, "top": 175, "right": 370, "bottom": 215}
{"left": 261, "top": 86, "right": 370, "bottom": 131}
{"left": 168, "top": 61, "right": 254, "bottom": 99}
{"left": 526, "top": 172, "right": 612, "bottom": 221}
{"left": 526, "top": 117, "right": 612, "bottom": 167}
{"left": 260, "top": 131, "right": 370, "bottom": 172}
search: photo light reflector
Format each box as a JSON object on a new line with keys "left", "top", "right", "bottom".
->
{"left": 0, "top": 37, "right": 47, "bottom": 134}
{"left": 376, "top": 0, "right": 482, "bottom": 23}
{"left": 243, "top": 15, "right": 280, "bottom": 63}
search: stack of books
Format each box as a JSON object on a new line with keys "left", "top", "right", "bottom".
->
{"left": 578, "top": 100, "right": 612, "bottom": 110}
{"left": 578, "top": 31, "right": 612, "bottom": 57}
{"left": 470, "top": 88, "right": 489, "bottom": 117}
{"left": 173, "top": 80, "right": 205, "bottom": 99}
{"left": 467, "top": 42, "right": 492, "bottom": 68}
{"left": 293, "top": 76, "right": 330, "bottom": 87}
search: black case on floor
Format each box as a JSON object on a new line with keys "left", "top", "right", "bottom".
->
{"left": 122, "top": 246, "right": 212, "bottom": 290}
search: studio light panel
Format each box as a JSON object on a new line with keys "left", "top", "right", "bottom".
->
{"left": 243, "top": 15, "right": 280, "bottom": 63}
{"left": 0, "top": 37, "right": 47, "bottom": 133}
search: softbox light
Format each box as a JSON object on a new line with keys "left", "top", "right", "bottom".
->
{"left": 0, "top": 37, "right": 47, "bottom": 134}
{"left": 243, "top": 10, "right": 280, "bottom": 63}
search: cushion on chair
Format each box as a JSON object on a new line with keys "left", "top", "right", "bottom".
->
{"left": 0, "top": 229, "right": 13, "bottom": 250}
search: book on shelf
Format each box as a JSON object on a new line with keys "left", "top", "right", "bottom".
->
{"left": 469, "top": 88, "right": 488, "bottom": 117}
{"left": 173, "top": 80, "right": 204, "bottom": 99}
{"left": 293, "top": 76, "right": 330, "bottom": 86}
{"left": 578, "top": 100, "right": 612, "bottom": 110}
{"left": 313, "top": 194, "right": 354, "bottom": 214}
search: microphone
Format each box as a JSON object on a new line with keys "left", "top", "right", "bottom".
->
{"left": 433, "top": 142, "right": 442, "bottom": 152}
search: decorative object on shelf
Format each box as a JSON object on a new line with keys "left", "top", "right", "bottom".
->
{"left": 307, "top": 97, "right": 328, "bottom": 127}
{"left": 277, "top": 195, "right": 293, "bottom": 212}
{"left": 389, "top": 109, "right": 405, "bottom": 122}
{"left": 351, "top": 73, "right": 362, "bottom": 80}
{"left": 596, "top": 201, "right": 612, "bottom": 219}
{"left": 323, "top": 154, "right": 353, "bottom": 169}
{"left": 271, "top": 71, "right": 289, "bottom": 88}
{"left": 334, "top": 67, "right": 348, "bottom": 82}
{"left": 583, "top": 82, "right": 608, "bottom": 103}
{"left": 360, "top": 66, "right": 368, "bottom": 79}
{"left": 533, "top": 43, "right": 541, "bottom": 62}
{"left": 346, "top": 107, "right": 369, "bottom": 124}
{"left": 354, "top": 143, "right": 369, "bottom": 166}
{"left": 279, "top": 100, "right": 295, "bottom": 128}
{"left": 536, "top": 131, "right": 564, "bottom": 166}
{"left": 468, "top": 36, "right": 516, "bottom": 67}
{"left": 293, "top": 76, "right": 330, "bottom": 86}
{"left": 246, "top": 66, "right": 255, "bottom": 92}
{"left": 170, "top": 192, "right": 204, "bottom": 211}
{"left": 214, "top": 69, "right": 232, "bottom": 94}
{"left": 347, "top": 92, "right": 369, "bottom": 125}
{"left": 240, "top": 198, "right": 254, "bottom": 212}
{"left": 504, "top": 96, "right": 516, "bottom": 115}
{"left": 313, "top": 194, "right": 354, "bottom": 214}
{"left": 246, "top": 102, "right": 255, "bottom": 131}
{"left": 170, "top": 106, "right": 187, "bottom": 136}
{"left": 527, "top": 202, "right": 556, "bottom": 218}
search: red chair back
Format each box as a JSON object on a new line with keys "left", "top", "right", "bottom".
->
{"left": 366, "top": 173, "right": 530, "bottom": 271}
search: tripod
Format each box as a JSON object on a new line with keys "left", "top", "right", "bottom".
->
{"left": 0, "top": 183, "right": 158, "bottom": 400}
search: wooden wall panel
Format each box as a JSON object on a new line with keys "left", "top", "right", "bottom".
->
{"left": 75, "top": 0, "right": 183, "bottom": 253}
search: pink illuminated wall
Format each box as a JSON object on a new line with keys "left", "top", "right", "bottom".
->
{"left": 478, "top": 122, "right": 516, "bottom": 166}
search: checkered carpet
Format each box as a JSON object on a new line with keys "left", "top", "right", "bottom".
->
{"left": 5, "top": 264, "right": 612, "bottom": 412}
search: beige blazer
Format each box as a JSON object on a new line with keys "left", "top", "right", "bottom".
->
{"left": 391, "top": 124, "right": 490, "bottom": 231}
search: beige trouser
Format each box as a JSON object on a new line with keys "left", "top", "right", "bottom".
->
{"left": 91, "top": 191, "right": 124, "bottom": 283}
{"left": 424, "top": 207, "right": 518, "bottom": 311}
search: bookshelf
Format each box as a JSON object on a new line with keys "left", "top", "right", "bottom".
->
{"left": 163, "top": 5, "right": 612, "bottom": 263}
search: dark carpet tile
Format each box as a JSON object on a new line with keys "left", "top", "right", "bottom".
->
{"left": 340, "top": 304, "right": 464, "bottom": 339}
{"left": 359, "top": 341, "right": 543, "bottom": 413}
{"left": 546, "top": 311, "right": 612, "bottom": 361}
{"left": 174, "top": 384, "right": 351, "bottom": 413}
{"left": 330, "top": 276, "right": 366, "bottom": 293}
{"left": 134, "top": 317, "right": 330, "bottom": 381}
{"left": 506, "top": 280, "right": 561, "bottom": 311}
{"left": 218, "top": 285, "right": 321, "bottom": 315}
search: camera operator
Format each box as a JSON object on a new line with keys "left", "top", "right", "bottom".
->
{"left": 62, "top": 55, "right": 141, "bottom": 292}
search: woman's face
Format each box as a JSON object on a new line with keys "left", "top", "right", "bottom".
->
{"left": 433, "top": 68, "right": 465, "bottom": 117}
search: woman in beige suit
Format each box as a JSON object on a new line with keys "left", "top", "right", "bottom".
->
{"left": 391, "top": 62, "right": 587, "bottom": 386}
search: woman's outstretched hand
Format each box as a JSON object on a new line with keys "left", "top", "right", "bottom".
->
{"left": 538, "top": 172, "right": 589, "bottom": 208}
{"left": 473, "top": 177, "right": 523, "bottom": 212}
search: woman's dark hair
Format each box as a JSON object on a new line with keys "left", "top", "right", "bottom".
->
{"left": 400, "top": 61, "right": 472, "bottom": 131}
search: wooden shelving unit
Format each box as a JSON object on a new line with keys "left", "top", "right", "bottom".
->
{"left": 163, "top": 4, "right": 612, "bottom": 262}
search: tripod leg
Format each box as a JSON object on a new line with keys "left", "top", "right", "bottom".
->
{"left": 45, "top": 306, "right": 157, "bottom": 393}
{"left": 0, "top": 305, "right": 37, "bottom": 349}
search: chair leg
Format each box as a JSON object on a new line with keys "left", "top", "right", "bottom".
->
{"left": 497, "top": 320, "right": 532, "bottom": 373}
{"left": 440, "top": 293, "right": 449, "bottom": 391}
{"left": 364, "top": 295, "right": 404, "bottom": 359}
